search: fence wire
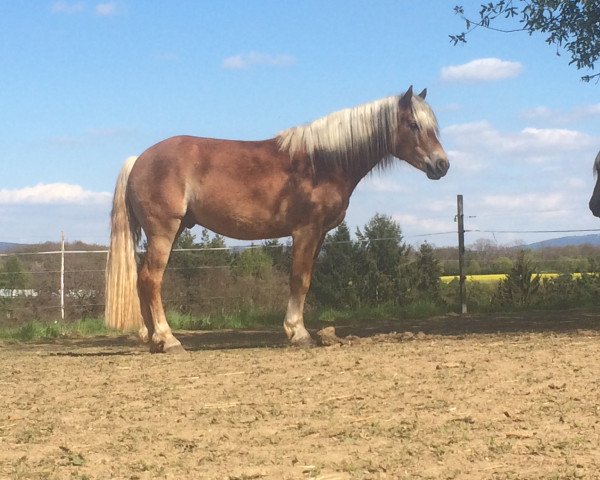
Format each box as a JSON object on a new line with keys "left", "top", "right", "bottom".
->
{"left": 2, "top": 226, "right": 600, "bottom": 322}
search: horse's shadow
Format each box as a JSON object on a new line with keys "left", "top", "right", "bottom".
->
{"left": 32, "top": 308, "right": 600, "bottom": 357}
{"left": 191, "top": 308, "right": 599, "bottom": 352}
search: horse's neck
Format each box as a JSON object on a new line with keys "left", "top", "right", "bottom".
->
{"left": 319, "top": 151, "right": 386, "bottom": 194}
{"left": 347, "top": 153, "right": 387, "bottom": 189}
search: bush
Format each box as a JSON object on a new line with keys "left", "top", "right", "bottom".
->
{"left": 493, "top": 251, "right": 541, "bottom": 309}
{"left": 409, "top": 242, "right": 443, "bottom": 303}
{"left": 440, "top": 278, "right": 495, "bottom": 313}
{"left": 540, "top": 273, "right": 600, "bottom": 309}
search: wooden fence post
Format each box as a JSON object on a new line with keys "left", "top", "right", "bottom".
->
{"left": 457, "top": 195, "right": 467, "bottom": 314}
{"left": 60, "top": 231, "right": 65, "bottom": 321}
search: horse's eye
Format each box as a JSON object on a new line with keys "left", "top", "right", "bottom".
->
{"left": 409, "top": 122, "right": 420, "bottom": 132}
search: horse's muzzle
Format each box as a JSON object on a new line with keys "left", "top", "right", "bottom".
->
{"left": 589, "top": 197, "right": 600, "bottom": 218}
{"left": 426, "top": 157, "right": 449, "bottom": 180}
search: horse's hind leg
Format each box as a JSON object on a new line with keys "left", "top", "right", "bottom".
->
{"left": 138, "top": 226, "right": 185, "bottom": 354}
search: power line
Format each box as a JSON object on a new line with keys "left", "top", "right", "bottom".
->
{"left": 2, "top": 226, "right": 600, "bottom": 260}
{"left": 467, "top": 228, "right": 600, "bottom": 235}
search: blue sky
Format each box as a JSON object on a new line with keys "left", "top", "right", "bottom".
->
{"left": 1, "top": 1, "right": 599, "bottom": 247}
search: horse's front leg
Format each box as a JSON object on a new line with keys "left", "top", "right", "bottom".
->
{"left": 285, "top": 226, "right": 325, "bottom": 346}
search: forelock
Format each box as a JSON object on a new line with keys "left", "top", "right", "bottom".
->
{"left": 411, "top": 96, "right": 439, "bottom": 135}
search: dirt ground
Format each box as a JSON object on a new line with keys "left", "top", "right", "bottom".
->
{"left": 1, "top": 310, "right": 599, "bottom": 480}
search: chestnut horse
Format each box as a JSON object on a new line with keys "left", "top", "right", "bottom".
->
{"left": 105, "top": 86, "right": 449, "bottom": 353}
{"left": 589, "top": 150, "right": 600, "bottom": 216}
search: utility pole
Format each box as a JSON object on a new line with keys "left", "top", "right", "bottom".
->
{"left": 457, "top": 195, "right": 467, "bottom": 314}
{"left": 60, "top": 231, "right": 65, "bottom": 321}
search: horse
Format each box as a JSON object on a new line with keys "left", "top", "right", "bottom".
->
{"left": 105, "top": 86, "right": 449, "bottom": 353}
{"left": 589, "top": 150, "right": 600, "bottom": 217}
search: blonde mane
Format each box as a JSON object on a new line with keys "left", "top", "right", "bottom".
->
{"left": 276, "top": 92, "right": 439, "bottom": 171}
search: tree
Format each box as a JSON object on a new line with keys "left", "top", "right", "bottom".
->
{"left": 164, "top": 228, "right": 232, "bottom": 315}
{"left": 144, "top": 227, "right": 230, "bottom": 275}
{"left": 169, "top": 229, "right": 203, "bottom": 281}
{"left": 0, "top": 257, "right": 29, "bottom": 291}
{"left": 175, "top": 229, "right": 195, "bottom": 249}
{"left": 0, "top": 257, "right": 31, "bottom": 321}
{"left": 451, "top": 1, "right": 600, "bottom": 82}
{"left": 232, "top": 246, "right": 273, "bottom": 279}
{"left": 262, "top": 238, "right": 292, "bottom": 274}
{"left": 355, "top": 214, "right": 411, "bottom": 304}
{"left": 492, "top": 256, "right": 514, "bottom": 274}
{"left": 411, "top": 242, "right": 442, "bottom": 301}
{"left": 494, "top": 250, "right": 542, "bottom": 307}
{"left": 311, "top": 221, "right": 360, "bottom": 308}
{"left": 197, "top": 228, "right": 230, "bottom": 266}
{"left": 470, "top": 238, "right": 498, "bottom": 272}
{"left": 467, "top": 259, "right": 482, "bottom": 275}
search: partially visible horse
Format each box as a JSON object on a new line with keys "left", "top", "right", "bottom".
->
{"left": 589, "top": 150, "right": 600, "bottom": 216}
{"left": 105, "top": 86, "right": 449, "bottom": 353}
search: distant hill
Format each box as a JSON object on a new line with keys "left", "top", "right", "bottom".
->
{"left": 0, "top": 242, "right": 22, "bottom": 253}
{"left": 526, "top": 234, "right": 600, "bottom": 250}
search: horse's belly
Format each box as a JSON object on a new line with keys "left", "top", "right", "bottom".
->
{"left": 188, "top": 200, "right": 292, "bottom": 240}
{"left": 186, "top": 176, "right": 347, "bottom": 240}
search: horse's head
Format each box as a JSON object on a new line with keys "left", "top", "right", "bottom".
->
{"left": 391, "top": 86, "right": 449, "bottom": 180}
{"left": 589, "top": 151, "right": 600, "bottom": 217}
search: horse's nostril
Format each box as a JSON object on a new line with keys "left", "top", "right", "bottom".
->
{"left": 436, "top": 157, "right": 449, "bottom": 172}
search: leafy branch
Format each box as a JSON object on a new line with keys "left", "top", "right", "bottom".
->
{"left": 451, "top": 1, "right": 600, "bottom": 83}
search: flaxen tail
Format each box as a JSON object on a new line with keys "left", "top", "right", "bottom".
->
{"left": 105, "top": 156, "right": 142, "bottom": 331}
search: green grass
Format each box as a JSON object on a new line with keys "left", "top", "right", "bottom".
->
{"left": 166, "top": 309, "right": 283, "bottom": 330}
{"left": 310, "top": 299, "right": 446, "bottom": 325}
{"left": 399, "top": 299, "right": 447, "bottom": 318}
{"left": 0, "top": 317, "right": 109, "bottom": 342}
{"left": 0, "top": 301, "right": 452, "bottom": 342}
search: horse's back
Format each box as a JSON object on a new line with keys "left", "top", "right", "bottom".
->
{"left": 126, "top": 135, "right": 307, "bottom": 239}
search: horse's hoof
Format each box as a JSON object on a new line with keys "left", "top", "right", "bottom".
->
{"left": 164, "top": 344, "right": 188, "bottom": 355}
{"left": 290, "top": 334, "right": 316, "bottom": 348}
{"left": 138, "top": 328, "right": 150, "bottom": 344}
{"left": 149, "top": 342, "right": 164, "bottom": 354}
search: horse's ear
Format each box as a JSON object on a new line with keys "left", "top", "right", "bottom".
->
{"left": 418, "top": 88, "right": 427, "bottom": 99}
{"left": 400, "top": 86, "right": 413, "bottom": 107}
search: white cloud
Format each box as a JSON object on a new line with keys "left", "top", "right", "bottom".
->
{"left": 521, "top": 127, "right": 590, "bottom": 151}
{"left": 50, "top": 1, "right": 120, "bottom": 16}
{"left": 51, "top": 1, "right": 84, "bottom": 14}
{"left": 393, "top": 213, "right": 454, "bottom": 234}
{"left": 443, "top": 121, "right": 595, "bottom": 162}
{"left": 434, "top": 118, "right": 599, "bottom": 244}
{"left": 441, "top": 58, "right": 523, "bottom": 83}
{"left": 577, "top": 104, "right": 600, "bottom": 117}
{"left": 357, "top": 177, "right": 406, "bottom": 193}
{"left": 446, "top": 149, "right": 485, "bottom": 173}
{"left": 0, "top": 203, "right": 111, "bottom": 244}
{"left": 222, "top": 52, "right": 296, "bottom": 70}
{"left": 520, "top": 106, "right": 554, "bottom": 121}
{"left": 439, "top": 103, "right": 463, "bottom": 113}
{"left": 565, "top": 177, "right": 587, "bottom": 190}
{"left": 0, "top": 184, "right": 111, "bottom": 205}
{"left": 95, "top": 2, "right": 117, "bottom": 16}
{"left": 483, "top": 192, "right": 565, "bottom": 211}
{"left": 521, "top": 103, "right": 600, "bottom": 123}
